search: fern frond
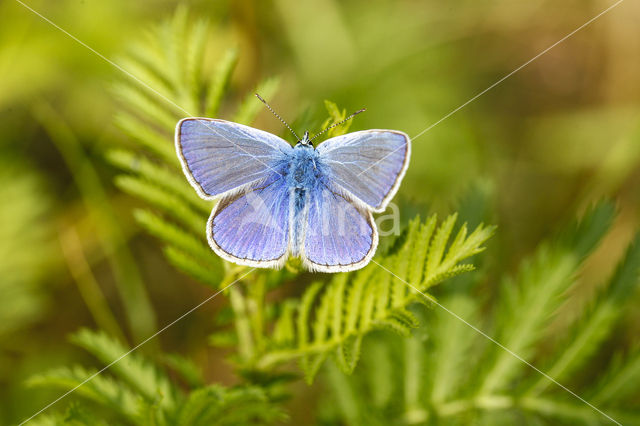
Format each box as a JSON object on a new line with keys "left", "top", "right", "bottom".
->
{"left": 527, "top": 232, "right": 640, "bottom": 395}
{"left": 320, "top": 200, "right": 640, "bottom": 425}
{"left": 176, "top": 385, "right": 286, "bottom": 425}
{"left": 115, "top": 175, "right": 205, "bottom": 235}
{"left": 205, "top": 48, "right": 239, "bottom": 117}
{"left": 163, "top": 246, "right": 221, "bottom": 289}
{"left": 70, "top": 329, "right": 178, "bottom": 413}
{"left": 106, "top": 149, "right": 210, "bottom": 214}
{"left": 477, "top": 202, "right": 614, "bottom": 396}
{"left": 256, "top": 215, "right": 493, "bottom": 381}
{"left": 29, "top": 328, "right": 284, "bottom": 425}
{"left": 111, "top": 9, "right": 279, "bottom": 289}
{"left": 134, "top": 209, "right": 216, "bottom": 268}
{"left": 428, "top": 294, "right": 478, "bottom": 405}
{"left": 113, "top": 81, "right": 179, "bottom": 131}
{"left": 233, "top": 77, "right": 281, "bottom": 125}
{"left": 113, "top": 112, "right": 176, "bottom": 164}
{"left": 590, "top": 347, "right": 640, "bottom": 405}
{"left": 27, "top": 366, "right": 142, "bottom": 422}
{"left": 162, "top": 353, "right": 205, "bottom": 389}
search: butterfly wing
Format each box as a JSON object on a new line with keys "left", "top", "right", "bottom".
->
{"left": 302, "top": 184, "right": 377, "bottom": 272}
{"left": 176, "top": 118, "right": 292, "bottom": 199}
{"left": 208, "top": 172, "right": 290, "bottom": 267}
{"left": 316, "top": 130, "right": 410, "bottom": 212}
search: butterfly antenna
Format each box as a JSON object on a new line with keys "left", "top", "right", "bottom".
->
{"left": 255, "top": 93, "right": 300, "bottom": 140}
{"left": 309, "top": 108, "right": 366, "bottom": 143}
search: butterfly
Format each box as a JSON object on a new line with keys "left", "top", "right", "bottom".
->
{"left": 175, "top": 99, "right": 410, "bottom": 272}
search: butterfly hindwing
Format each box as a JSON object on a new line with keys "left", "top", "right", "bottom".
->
{"left": 316, "top": 130, "right": 410, "bottom": 212}
{"left": 209, "top": 172, "right": 290, "bottom": 267}
{"left": 176, "top": 118, "right": 292, "bottom": 199}
{"left": 302, "top": 184, "right": 377, "bottom": 272}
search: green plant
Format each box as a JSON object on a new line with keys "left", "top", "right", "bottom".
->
{"left": 319, "top": 201, "right": 640, "bottom": 425}
{"left": 0, "top": 158, "right": 54, "bottom": 338}
{"left": 26, "top": 8, "right": 494, "bottom": 423}
{"left": 28, "top": 329, "right": 285, "bottom": 426}
{"left": 105, "top": 7, "right": 494, "bottom": 381}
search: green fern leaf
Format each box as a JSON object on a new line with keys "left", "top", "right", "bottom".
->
{"left": 205, "top": 48, "right": 239, "bottom": 117}
{"left": 164, "top": 245, "right": 221, "bottom": 289}
{"left": 134, "top": 209, "right": 213, "bottom": 264}
{"left": 272, "top": 300, "right": 297, "bottom": 347}
{"left": 106, "top": 149, "right": 209, "bottom": 214}
{"left": 115, "top": 176, "right": 205, "bottom": 235}
{"left": 110, "top": 9, "right": 281, "bottom": 291}
{"left": 233, "top": 78, "right": 281, "bottom": 125}
{"left": 256, "top": 215, "right": 493, "bottom": 381}
{"left": 162, "top": 353, "right": 205, "bottom": 389}
{"left": 590, "top": 347, "right": 640, "bottom": 406}
{"left": 527, "top": 232, "right": 640, "bottom": 395}
{"left": 27, "top": 365, "right": 142, "bottom": 422}
{"left": 70, "top": 329, "right": 178, "bottom": 413}
{"left": 113, "top": 112, "right": 177, "bottom": 164}
{"left": 477, "top": 202, "right": 614, "bottom": 396}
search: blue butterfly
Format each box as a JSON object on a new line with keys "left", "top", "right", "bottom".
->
{"left": 175, "top": 102, "right": 410, "bottom": 272}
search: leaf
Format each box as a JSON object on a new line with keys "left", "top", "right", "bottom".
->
{"left": 476, "top": 202, "right": 614, "bottom": 396}
{"left": 110, "top": 9, "right": 279, "bottom": 289}
{"left": 162, "top": 354, "right": 205, "bottom": 388}
{"left": 256, "top": 215, "right": 494, "bottom": 381}
{"left": 206, "top": 48, "right": 239, "bottom": 117}
{"left": 164, "top": 245, "right": 222, "bottom": 289}
{"left": 527, "top": 232, "right": 640, "bottom": 395}
{"left": 70, "top": 329, "right": 178, "bottom": 413}
{"left": 134, "top": 209, "right": 212, "bottom": 263}
{"left": 233, "top": 77, "right": 281, "bottom": 125}
{"left": 176, "top": 385, "right": 285, "bottom": 425}
{"left": 319, "top": 200, "right": 640, "bottom": 425}
{"left": 27, "top": 366, "right": 142, "bottom": 422}
{"left": 115, "top": 175, "right": 205, "bottom": 235}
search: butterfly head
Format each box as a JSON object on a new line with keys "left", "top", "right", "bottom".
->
{"left": 297, "top": 131, "right": 313, "bottom": 148}
{"left": 255, "top": 93, "right": 365, "bottom": 150}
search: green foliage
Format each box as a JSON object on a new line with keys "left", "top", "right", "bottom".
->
{"left": 320, "top": 201, "right": 640, "bottom": 425}
{"left": 0, "top": 158, "right": 53, "bottom": 337}
{"left": 253, "top": 215, "right": 494, "bottom": 382}
{"left": 33, "top": 102, "right": 157, "bottom": 342}
{"left": 320, "top": 100, "right": 357, "bottom": 139}
{"left": 104, "top": 8, "right": 494, "bottom": 387}
{"left": 107, "top": 7, "right": 280, "bottom": 288}
{"left": 28, "top": 329, "right": 285, "bottom": 426}
{"left": 477, "top": 202, "right": 615, "bottom": 396}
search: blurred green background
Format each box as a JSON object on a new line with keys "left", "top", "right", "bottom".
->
{"left": 1, "top": 0, "right": 639, "bottom": 424}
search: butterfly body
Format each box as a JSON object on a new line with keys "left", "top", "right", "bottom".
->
{"left": 176, "top": 117, "right": 410, "bottom": 272}
{"left": 286, "top": 141, "right": 325, "bottom": 257}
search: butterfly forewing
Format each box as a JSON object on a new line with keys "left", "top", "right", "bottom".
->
{"left": 316, "top": 130, "right": 410, "bottom": 212}
{"left": 176, "top": 118, "right": 292, "bottom": 199}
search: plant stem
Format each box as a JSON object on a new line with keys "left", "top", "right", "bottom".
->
{"left": 248, "top": 275, "right": 266, "bottom": 354}
{"left": 404, "top": 336, "right": 428, "bottom": 424}
{"left": 229, "top": 284, "right": 254, "bottom": 362}
{"left": 59, "top": 228, "right": 127, "bottom": 344}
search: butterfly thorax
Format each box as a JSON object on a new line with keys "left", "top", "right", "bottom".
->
{"left": 287, "top": 143, "right": 321, "bottom": 190}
